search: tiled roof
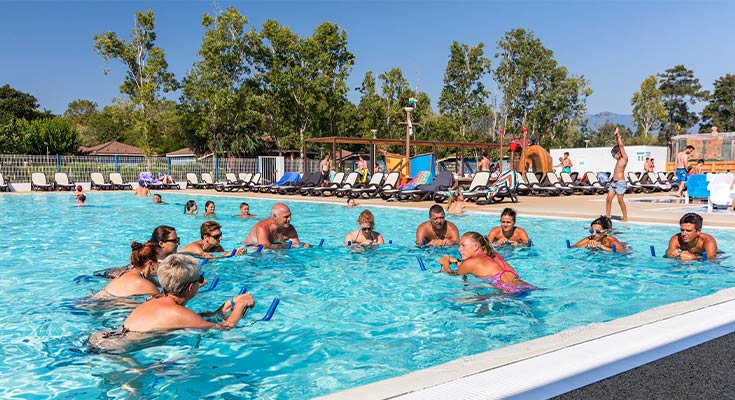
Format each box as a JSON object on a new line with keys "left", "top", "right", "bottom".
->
{"left": 78, "top": 141, "right": 144, "bottom": 155}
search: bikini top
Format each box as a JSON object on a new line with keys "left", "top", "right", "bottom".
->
{"left": 477, "top": 253, "right": 518, "bottom": 282}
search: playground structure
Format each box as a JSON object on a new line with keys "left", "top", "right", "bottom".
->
{"left": 511, "top": 144, "right": 554, "bottom": 174}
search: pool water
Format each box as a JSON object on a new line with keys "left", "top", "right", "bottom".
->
{"left": 0, "top": 192, "right": 733, "bottom": 399}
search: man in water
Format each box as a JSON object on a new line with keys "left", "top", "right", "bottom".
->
{"left": 665, "top": 213, "right": 718, "bottom": 261}
{"left": 415, "top": 204, "right": 460, "bottom": 246}
{"left": 605, "top": 127, "right": 629, "bottom": 222}
{"left": 179, "top": 221, "right": 247, "bottom": 258}
{"left": 242, "top": 203, "right": 310, "bottom": 249}
{"left": 152, "top": 194, "right": 166, "bottom": 204}
{"left": 486, "top": 208, "right": 530, "bottom": 247}
{"left": 675, "top": 145, "right": 695, "bottom": 197}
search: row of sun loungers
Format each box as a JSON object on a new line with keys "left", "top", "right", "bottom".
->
{"left": 28, "top": 172, "right": 136, "bottom": 191}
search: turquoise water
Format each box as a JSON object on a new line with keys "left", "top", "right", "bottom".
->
{"left": 0, "top": 192, "right": 733, "bottom": 399}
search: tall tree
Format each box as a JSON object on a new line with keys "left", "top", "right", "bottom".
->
{"left": 94, "top": 9, "right": 178, "bottom": 155}
{"left": 355, "top": 71, "right": 385, "bottom": 136}
{"left": 438, "top": 41, "right": 492, "bottom": 140}
{"left": 0, "top": 84, "right": 47, "bottom": 123}
{"left": 180, "top": 6, "right": 261, "bottom": 156}
{"left": 378, "top": 68, "right": 410, "bottom": 139}
{"left": 657, "top": 65, "right": 708, "bottom": 143}
{"left": 700, "top": 74, "right": 735, "bottom": 132}
{"left": 494, "top": 29, "right": 590, "bottom": 148}
{"left": 631, "top": 75, "right": 667, "bottom": 137}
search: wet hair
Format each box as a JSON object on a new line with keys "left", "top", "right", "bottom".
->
{"left": 697, "top": 159, "right": 704, "bottom": 164}
{"left": 357, "top": 209, "right": 375, "bottom": 227}
{"left": 429, "top": 204, "right": 445, "bottom": 216}
{"left": 150, "top": 225, "right": 176, "bottom": 243}
{"left": 76, "top": 194, "right": 86, "bottom": 202}
{"left": 591, "top": 216, "right": 612, "bottom": 230}
{"left": 185, "top": 200, "right": 197, "bottom": 214}
{"left": 130, "top": 241, "right": 161, "bottom": 269}
{"left": 200, "top": 220, "right": 221, "bottom": 239}
{"left": 680, "top": 213, "right": 703, "bottom": 231}
{"left": 157, "top": 254, "right": 199, "bottom": 296}
{"left": 564, "top": 152, "right": 569, "bottom": 156}
{"left": 462, "top": 231, "right": 496, "bottom": 257}
{"left": 240, "top": 202, "right": 249, "bottom": 209}
{"left": 153, "top": 194, "right": 162, "bottom": 201}
{"left": 611, "top": 146, "right": 620, "bottom": 158}
{"left": 685, "top": 145, "right": 695, "bottom": 150}
{"left": 501, "top": 208, "right": 517, "bottom": 222}
{"left": 205, "top": 200, "right": 215, "bottom": 210}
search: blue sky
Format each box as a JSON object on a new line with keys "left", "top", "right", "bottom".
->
{"left": 2, "top": 0, "right": 733, "bottom": 116}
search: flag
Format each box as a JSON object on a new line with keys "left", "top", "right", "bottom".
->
{"left": 408, "top": 117, "right": 413, "bottom": 137}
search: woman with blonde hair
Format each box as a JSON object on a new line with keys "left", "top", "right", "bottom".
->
{"left": 344, "top": 209, "right": 384, "bottom": 245}
{"left": 439, "top": 231, "right": 534, "bottom": 293}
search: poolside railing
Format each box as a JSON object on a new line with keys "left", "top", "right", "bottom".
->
{"left": 0, "top": 154, "right": 320, "bottom": 185}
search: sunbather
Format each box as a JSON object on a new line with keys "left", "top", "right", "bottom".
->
{"left": 665, "top": 213, "right": 718, "bottom": 261}
{"left": 91, "top": 241, "right": 162, "bottom": 299}
{"left": 439, "top": 231, "right": 534, "bottom": 294}
{"left": 180, "top": 221, "right": 246, "bottom": 258}
{"left": 415, "top": 205, "right": 459, "bottom": 246}
{"left": 572, "top": 216, "right": 623, "bottom": 252}
{"left": 486, "top": 208, "right": 529, "bottom": 247}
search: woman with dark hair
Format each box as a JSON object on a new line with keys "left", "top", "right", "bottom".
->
{"left": 572, "top": 216, "right": 623, "bottom": 252}
{"left": 94, "top": 225, "right": 179, "bottom": 279}
{"left": 204, "top": 200, "right": 216, "bottom": 217}
{"left": 185, "top": 200, "right": 198, "bottom": 215}
{"left": 92, "top": 241, "right": 162, "bottom": 298}
{"left": 439, "top": 231, "right": 533, "bottom": 293}
{"left": 486, "top": 208, "right": 530, "bottom": 247}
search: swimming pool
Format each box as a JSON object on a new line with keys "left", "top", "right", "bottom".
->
{"left": 0, "top": 192, "right": 733, "bottom": 399}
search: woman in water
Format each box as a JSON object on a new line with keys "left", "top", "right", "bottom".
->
{"left": 486, "top": 208, "right": 530, "bottom": 247}
{"left": 572, "top": 216, "right": 623, "bottom": 252}
{"left": 439, "top": 231, "right": 533, "bottom": 293}
{"left": 94, "top": 225, "right": 180, "bottom": 279}
{"left": 91, "top": 241, "right": 163, "bottom": 298}
{"left": 185, "top": 200, "right": 198, "bottom": 215}
{"left": 204, "top": 200, "right": 216, "bottom": 217}
{"left": 446, "top": 191, "right": 476, "bottom": 216}
{"left": 344, "top": 209, "right": 384, "bottom": 245}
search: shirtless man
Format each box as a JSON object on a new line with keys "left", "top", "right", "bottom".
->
{"left": 236, "top": 202, "right": 256, "bottom": 218}
{"left": 486, "top": 208, "right": 529, "bottom": 247}
{"left": 133, "top": 186, "right": 150, "bottom": 197}
{"left": 605, "top": 127, "right": 629, "bottom": 222}
{"left": 675, "top": 145, "right": 695, "bottom": 197}
{"left": 242, "top": 203, "right": 310, "bottom": 249}
{"left": 665, "top": 213, "right": 718, "bottom": 261}
{"left": 179, "top": 221, "right": 247, "bottom": 258}
{"left": 152, "top": 194, "right": 166, "bottom": 204}
{"left": 319, "top": 154, "right": 331, "bottom": 186}
{"left": 477, "top": 153, "right": 490, "bottom": 172}
{"left": 415, "top": 204, "right": 460, "bottom": 246}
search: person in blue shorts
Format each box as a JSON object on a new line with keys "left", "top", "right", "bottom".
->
{"left": 675, "top": 145, "right": 695, "bottom": 197}
{"left": 605, "top": 128, "right": 629, "bottom": 222}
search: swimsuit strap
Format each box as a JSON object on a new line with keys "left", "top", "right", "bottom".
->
{"left": 478, "top": 253, "right": 519, "bottom": 280}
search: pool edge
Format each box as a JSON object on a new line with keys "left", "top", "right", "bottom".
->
{"left": 316, "top": 286, "right": 735, "bottom": 400}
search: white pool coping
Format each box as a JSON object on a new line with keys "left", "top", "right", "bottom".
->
{"left": 317, "top": 287, "right": 735, "bottom": 400}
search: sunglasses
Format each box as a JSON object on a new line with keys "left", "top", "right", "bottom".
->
{"left": 187, "top": 275, "right": 205, "bottom": 287}
{"left": 210, "top": 233, "right": 222, "bottom": 240}
{"left": 589, "top": 229, "right": 605, "bottom": 234}
{"left": 162, "top": 237, "right": 180, "bottom": 244}
{"left": 360, "top": 227, "right": 373, "bottom": 232}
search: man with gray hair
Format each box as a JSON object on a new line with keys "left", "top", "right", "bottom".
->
{"left": 122, "top": 254, "right": 254, "bottom": 332}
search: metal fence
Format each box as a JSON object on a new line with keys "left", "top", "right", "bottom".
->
{"left": 0, "top": 154, "right": 320, "bottom": 185}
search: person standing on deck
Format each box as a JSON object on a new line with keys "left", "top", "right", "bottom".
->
{"left": 675, "top": 145, "right": 695, "bottom": 197}
{"left": 605, "top": 128, "right": 629, "bottom": 222}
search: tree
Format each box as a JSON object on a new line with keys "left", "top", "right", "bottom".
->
{"left": 438, "top": 41, "right": 492, "bottom": 140}
{"left": 657, "top": 65, "right": 708, "bottom": 144}
{"left": 700, "top": 74, "right": 735, "bottom": 132}
{"left": 63, "top": 99, "right": 99, "bottom": 146}
{"left": 584, "top": 122, "right": 633, "bottom": 148}
{"left": 0, "top": 117, "right": 78, "bottom": 154}
{"left": 180, "top": 6, "right": 261, "bottom": 156}
{"left": 378, "top": 68, "right": 410, "bottom": 139}
{"left": 94, "top": 9, "right": 178, "bottom": 155}
{"left": 494, "top": 29, "right": 590, "bottom": 148}
{"left": 631, "top": 75, "right": 667, "bottom": 137}
{"left": 0, "top": 84, "right": 47, "bottom": 123}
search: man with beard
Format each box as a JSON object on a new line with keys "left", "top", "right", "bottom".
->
{"left": 415, "top": 205, "right": 460, "bottom": 246}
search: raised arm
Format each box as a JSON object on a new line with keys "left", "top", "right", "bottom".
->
{"left": 615, "top": 128, "right": 627, "bottom": 159}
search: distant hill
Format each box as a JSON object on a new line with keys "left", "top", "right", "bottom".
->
{"left": 583, "top": 112, "right": 635, "bottom": 131}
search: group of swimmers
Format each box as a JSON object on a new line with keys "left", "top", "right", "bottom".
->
{"left": 87, "top": 200, "right": 720, "bottom": 348}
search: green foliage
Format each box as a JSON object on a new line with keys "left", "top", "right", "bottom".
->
{"left": 94, "top": 9, "right": 179, "bottom": 155}
{"left": 494, "top": 29, "right": 590, "bottom": 148}
{"left": 631, "top": 75, "right": 667, "bottom": 137}
{"left": 700, "top": 74, "right": 735, "bottom": 132}
{"left": 657, "top": 65, "right": 708, "bottom": 144}
{"left": 0, "top": 117, "right": 78, "bottom": 154}
{"left": 584, "top": 122, "right": 634, "bottom": 148}
{"left": 0, "top": 84, "right": 47, "bottom": 124}
{"left": 438, "top": 41, "right": 492, "bottom": 141}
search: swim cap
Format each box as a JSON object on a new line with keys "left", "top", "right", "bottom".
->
{"left": 76, "top": 185, "right": 83, "bottom": 191}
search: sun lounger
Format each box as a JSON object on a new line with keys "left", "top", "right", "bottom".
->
{"left": 90, "top": 172, "right": 114, "bottom": 190}
{"left": 200, "top": 173, "right": 216, "bottom": 189}
{"left": 560, "top": 172, "right": 595, "bottom": 195}
{"left": 584, "top": 172, "right": 608, "bottom": 194}
{"left": 307, "top": 172, "right": 345, "bottom": 196}
{"left": 215, "top": 172, "right": 245, "bottom": 192}
{"left": 625, "top": 172, "right": 648, "bottom": 193}
{"left": 277, "top": 171, "right": 319, "bottom": 195}
{"left": 334, "top": 172, "right": 365, "bottom": 197}
{"left": 380, "top": 171, "right": 434, "bottom": 200}
{"left": 186, "top": 173, "right": 207, "bottom": 189}
{"left": 396, "top": 171, "right": 453, "bottom": 202}
{"left": 524, "top": 172, "right": 561, "bottom": 196}
{"left": 31, "top": 172, "right": 54, "bottom": 191}
{"left": 109, "top": 173, "right": 133, "bottom": 190}
{"left": 348, "top": 172, "right": 388, "bottom": 198}
{"left": 433, "top": 171, "right": 492, "bottom": 202}
{"left": 639, "top": 172, "right": 671, "bottom": 192}
{"left": 544, "top": 172, "right": 574, "bottom": 195}
{"left": 476, "top": 170, "right": 519, "bottom": 204}
{"left": 707, "top": 173, "right": 735, "bottom": 212}
{"left": 0, "top": 173, "right": 9, "bottom": 192}
{"left": 54, "top": 172, "right": 76, "bottom": 191}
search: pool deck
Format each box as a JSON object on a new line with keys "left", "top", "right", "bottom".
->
{"left": 7, "top": 188, "right": 735, "bottom": 398}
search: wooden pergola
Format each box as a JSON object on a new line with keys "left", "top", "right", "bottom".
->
{"left": 303, "top": 136, "right": 503, "bottom": 176}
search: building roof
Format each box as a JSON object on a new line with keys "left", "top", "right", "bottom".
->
{"left": 166, "top": 147, "right": 197, "bottom": 157}
{"left": 78, "top": 141, "right": 144, "bottom": 156}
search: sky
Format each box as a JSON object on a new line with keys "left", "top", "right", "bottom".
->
{"left": 2, "top": 0, "right": 733, "bottom": 117}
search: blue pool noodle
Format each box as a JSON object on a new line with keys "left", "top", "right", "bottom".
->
{"left": 227, "top": 249, "right": 237, "bottom": 257}
{"left": 200, "top": 259, "right": 209, "bottom": 266}
{"left": 347, "top": 240, "right": 352, "bottom": 247}
{"left": 262, "top": 298, "right": 280, "bottom": 321}
{"left": 703, "top": 251, "right": 708, "bottom": 262}
{"left": 200, "top": 276, "right": 219, "bottom": 292}
{"left": 318, "top": 239, "right": 324, "bottom": 247}
{"left": 286, "top": 240, "right": 292, "bottom": 249}
{"left": 421, "top": 238, "right": 427, "bottom": 247}
{"left": 417, "top": 256, "right": 427, "bottom": 271}
{"left": 388, "top": 240, "right": 393, "bottom": 245}
{"left": 527, "top": 239, "right": 532, "bottom": 247}
{"left": 256, "top": 245, "right": 264, "bottom": 254}
{"left": 650, "top": 245, "right": 656, "bottom": 257}
{"left": 566, "top": 239, "right": 571, "bottom": 248}
{"left": 611, "top": 244, "right": 617, "bottom": 253}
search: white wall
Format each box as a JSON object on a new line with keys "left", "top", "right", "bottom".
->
{"left": 550, "top": 146, "right": 669, "bottom": 173}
